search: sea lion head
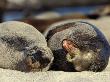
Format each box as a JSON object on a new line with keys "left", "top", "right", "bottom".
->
{"left": 24, "top": 46, "right": 53, "bottom": 72}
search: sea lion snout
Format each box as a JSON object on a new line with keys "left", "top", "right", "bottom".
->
{"left": 25, "top": 56, "right": 40, "bottom": 71}
{"left": 25, "top": 49, "right": 51, "bottom": 71}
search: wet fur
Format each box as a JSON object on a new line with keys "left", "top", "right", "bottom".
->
{"left": 45, "top": 21, "right": 110, "bottom": 72}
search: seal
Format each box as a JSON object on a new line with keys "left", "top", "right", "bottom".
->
{"left": 0, "top": 21, "right": 54, "bottom": 72}
{"left": 44, "top": 21, "right": 110, "bottom": 72}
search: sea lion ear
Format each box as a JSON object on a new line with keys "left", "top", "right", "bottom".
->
{"left": 62, "top": 39, "right": 76, "bottom": 53}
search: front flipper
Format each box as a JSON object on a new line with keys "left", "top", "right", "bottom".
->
{"left": 62, "top": 39, "right": 81, "bottom": 61}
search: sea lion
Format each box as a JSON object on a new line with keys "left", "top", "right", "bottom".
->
{"left": 44, "top": 21, "right": 110, "bottom": 72}
{"left": 0, "top": 21, "right": 53, "bottom": 72}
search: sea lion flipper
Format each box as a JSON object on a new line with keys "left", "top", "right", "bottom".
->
{"left": 62, "top": 39, "right": 80, "bottom": 55}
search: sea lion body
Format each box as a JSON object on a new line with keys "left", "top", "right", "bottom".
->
{"left": 0, "top": 21, "right": 53, "bottom": 72}
{"left": 44, "top": 21, "right": 110, "bottom": 72}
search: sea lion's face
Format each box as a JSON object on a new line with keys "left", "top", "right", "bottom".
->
{"left": 24, "top": 46, "right": 52, "bottom": 72}
{"left": 62, "top": 39, "right": 96, "bottom": 71}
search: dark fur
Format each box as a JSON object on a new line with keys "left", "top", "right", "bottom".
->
{"left": 44, "top": 21, "right": 110, "bottom": 72}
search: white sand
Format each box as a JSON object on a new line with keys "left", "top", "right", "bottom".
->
{"left": 0, "top": 17, "right": 110, "bottom": 82}
{"left": 0, "top": 68, "right": 110, "bottom": 82}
